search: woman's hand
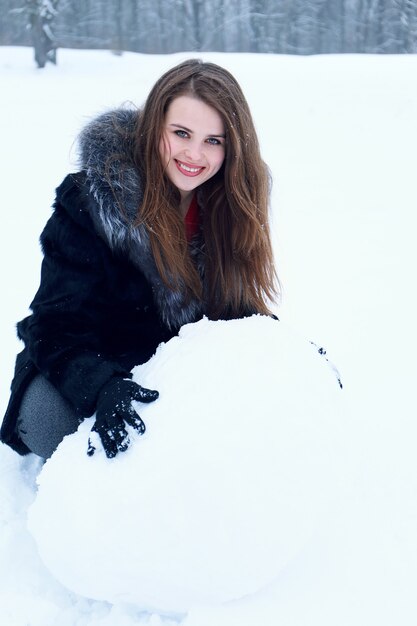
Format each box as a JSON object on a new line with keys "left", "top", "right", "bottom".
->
{"left": 87, "top": 377, "right": 159, "bottom": 458}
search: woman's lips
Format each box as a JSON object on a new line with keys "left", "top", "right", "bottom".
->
{"left": 175, "top": 159, "right": 205, "bottom": 177}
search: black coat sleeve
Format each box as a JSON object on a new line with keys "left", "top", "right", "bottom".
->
{"left": 19, "top": 184, "right": 131, "bottom": 417}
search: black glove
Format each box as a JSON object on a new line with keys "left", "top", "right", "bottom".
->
{"left": 87, "top": 377, "right": 159, "bottom": 459}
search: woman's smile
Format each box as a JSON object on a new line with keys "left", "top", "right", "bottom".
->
{"left": 175, "top": 159, "right": 206, "bottom": 177}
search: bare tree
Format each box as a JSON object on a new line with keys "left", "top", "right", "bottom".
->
{"left": 25, "top": 0, "right": 59, "bottom": 68}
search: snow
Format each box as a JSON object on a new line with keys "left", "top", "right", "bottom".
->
{"left": 28, "top": 316, "right": 342, "bottom": 613}
{"left": 1, "top": 46, "right": 417, "bottom": 625}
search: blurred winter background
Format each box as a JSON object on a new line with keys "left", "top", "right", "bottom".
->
{"left": 1, "top": 2, "right": 417, "bottom": 625}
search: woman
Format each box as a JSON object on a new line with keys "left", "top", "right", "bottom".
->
{"left": 1, "top": 59, "right": 279, "bottom": 460}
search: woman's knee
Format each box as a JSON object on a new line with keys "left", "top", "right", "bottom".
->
{"left": 17, "top": 375, "right": 81, "bottom": 458}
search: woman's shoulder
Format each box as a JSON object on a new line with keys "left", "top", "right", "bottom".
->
{"left": 42, "top": 107, "right": 147, "bottom": 256}
{"left": 55, "top": 171, "right": 89, "bottom": 206}
{"left": 52, "top": 171, "right": 97, "bottom": 230}
{"left": 76, "top": 108, "right": 145, "bottom": 238}
{"left": 77, "top": 108, "right": 140, "bottom": 207}
{"left": 40, "top": 173, "right": 106, "bottom": 264}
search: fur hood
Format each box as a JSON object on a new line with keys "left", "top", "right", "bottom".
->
{"left": 77, "top": 108, "right": 204, "bottom": 331}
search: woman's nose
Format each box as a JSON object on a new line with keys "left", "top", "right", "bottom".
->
{"left": 184, "top": 141, "right": 203, "bottom": 162}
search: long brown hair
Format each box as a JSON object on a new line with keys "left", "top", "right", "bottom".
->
{"left": 134, "top": 59, "right": 279, "bottom": 318}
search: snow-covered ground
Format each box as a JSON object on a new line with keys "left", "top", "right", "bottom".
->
{"left": 1, "top": 46, "right": 417, "bottom": 625}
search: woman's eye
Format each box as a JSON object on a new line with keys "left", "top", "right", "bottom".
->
{"left": 206, "top": 137, "right": 221, "bottom": 145}
{"left": 175, "top": 130, "right": 188, "bottom": 138}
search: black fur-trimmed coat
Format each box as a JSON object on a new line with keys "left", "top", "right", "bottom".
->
{"left": 1, "top": 109, "right": 209, "bottom": 454}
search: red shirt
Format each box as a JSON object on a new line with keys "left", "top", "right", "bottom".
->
{"left": 184, "top": 194, "right": 200, "bottom": 241}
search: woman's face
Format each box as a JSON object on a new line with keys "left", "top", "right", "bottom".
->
{"left": 159, "top": 95, "right": 226, "bottom": 202}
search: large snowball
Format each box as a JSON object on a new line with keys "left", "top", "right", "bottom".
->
{"left": 28, "top": 316, "right": 342, "bottom": 614}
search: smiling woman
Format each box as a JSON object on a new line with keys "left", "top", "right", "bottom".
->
{"left": 1, "top": 58, "right": 280, "bottom": 461}
{"left": 159, "top": 96, "right": 226, "bottom": 216}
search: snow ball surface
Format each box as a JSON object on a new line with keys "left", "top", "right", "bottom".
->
{"left": 28, "top": 316, "right": 342, "bottom": 614}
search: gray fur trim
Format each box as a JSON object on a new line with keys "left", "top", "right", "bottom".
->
{"left": 77, "top": 108, "right": 204, "bottom": 330}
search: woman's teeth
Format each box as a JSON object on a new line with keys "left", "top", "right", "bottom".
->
{"left": 178, "top": 162, "right": 202, "bottom": 173}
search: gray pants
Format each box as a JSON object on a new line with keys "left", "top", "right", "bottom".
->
{"left": 17, "top": 375, "right": 82, "bottom": 459}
